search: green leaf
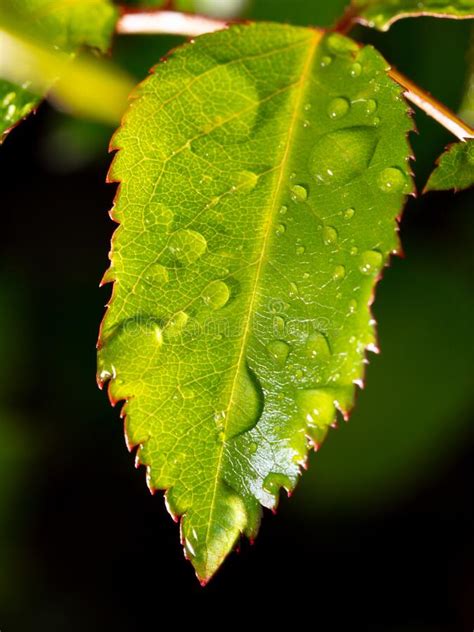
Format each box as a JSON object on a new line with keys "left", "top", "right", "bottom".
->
{"left": 98, "top": 23, "right": 414, "bottom": 583}
{"left": 352, "top": 0, "right": 474, "bottom": 31}
{"left": 0, "top": 0, "right": 118, "bottom": 140}
{"left": 425, "top": 140, "right": 474, "bottom": 191}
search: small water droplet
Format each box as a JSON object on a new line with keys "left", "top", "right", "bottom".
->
{"left": 378, "top": 167, "right": 407, "bottom": 193}
{"left": 276, "top": 223, "right": 286, "bottom": 236}
{"left": 303, "top": 119, "right": 311, "bottom": 128}
{"left": 344, "top": 207, "right": 355, "bottom": 220}
{"left": 304, "top": 103, "right": 312, "bottom": 111}
{"left": 333, "top": 264, "right": 346, "bottom": 280}
{"left": 305, "top": 332, "right": 331, "bottom": 359}
{"left": 365, "top": 99, "right": 378, "bottom": 115}
{"left": 263, "top": 472, "right": 292, "bottom": 495}
{"left": 350, "top": 246, "right": 358, "bottom": 256}
{"left": 249, "top": 442, "right": 257, "bottom": 454}
{"left": 296, "top": 389, "right": 335, "bottom": 428}
{"left": 349, "top": 62, "right": 362, "bottom": 78}
{"left": 296, "top": 245, "right": 305, "bottom": 255}
{"left": 294, "top": 368, "right": 304, "bottom": 380}
{"left": 2, "top": 92, "right": 16, "bottom": 107}
{"left": 273, "top": 316, "right": 286, "bottom": 337}
{"left": 359, "top": 249, "right": 383, "bottom": 275}
{"left": 289, "top": 282, "right": 299, "bottom": 298}
{"left": 322, "top": 225, "right": 338, "bottom": 246}
{"left": 290, "top": 184, "right": 308, "bottom": 202}
{"left": 373, "top": 116, "right": 381, "bottom": 127}
{"left": 326, "top": 33, "right": 359, "bottom": 56}
{"left": 267, "top": 340, "right": 290, "bottom": 367}
{"left": 327, "top": 97, "right": 350, "bottom": 120}
{"left": 320, "top": 55, "right": 333, "bottom": 68}
{"left": 203, "top": 280, "right": 230, "bottom": 310}
{"left": 348, "top": 298, "right": 358, "bottom": 313}
{"left": 279, "top": 205, "right": 288, "bottom": 215}
{"left": 169, "top": 229, "right": 207, "bottom": 265}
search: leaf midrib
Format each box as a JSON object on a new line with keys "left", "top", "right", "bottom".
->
{"left": 203, "top": 28, "right": 322, "bottom": 562}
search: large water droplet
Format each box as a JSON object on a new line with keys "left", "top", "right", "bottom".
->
{"left": 164, "top": 311, "right": 189, "bottom": 338}
{"left": 203, "top": 280, "right": 230, "bottom": 310}
{"left": 224, "top": 363, "right": 264, "bottom": 438}
{"left": 267, "top": 340, "right": 290, "bottom": 367}
{"left": 327, "top": 97, "right": 350, "bottom": 120}
{"left": 322, "top": 225, "right": 338, "bottom": 245}
{"left": 309, "top": 128, "right": 378, "bottom": 187}
{"left": 305, "top": 332, "right": 331, "bottom": 359}
{"left": 169, "top": 229, "right": 207, "bottom": 265}
{"left": 296, "top": 389, "right": 335, "bottom": 428}
{"left": 377, "top": 167, "right": 407, "bottom": 193}
{"left": 290, "top": 184, "right": 308, "bottom": 202}
{"left": 359, "top": 249, "right": 383, "bottom": 275}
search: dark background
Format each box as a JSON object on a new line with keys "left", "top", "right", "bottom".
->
{"left": 0, "top": 1, "right": 473, "bottom": 629}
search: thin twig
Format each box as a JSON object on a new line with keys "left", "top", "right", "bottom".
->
{"left": 116, "top": 8, "right": 474, "bottom": 141}
{"left": 116, "top": 9, "right": 227, "bottom": 37}
{"left": 389, "top": 68, "right": 474, "bottom": 141}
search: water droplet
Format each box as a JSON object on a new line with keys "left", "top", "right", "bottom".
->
{"left": 304, "top": 103, "right": 312, "bottom": 111}
{"left": 276, "top": 223, "right": 286, "bottom": 236}
{"left": 344, "top": 207, "right": 355, "bottom": 220}
{"left": 267, "top": 340, "right": 290, "bottom": 367}
{"left": 350, "top": 246, "right": 358, "bottom": 256}
{"left": 164, "top": 311, "right": 189, "bottom": 338}
{"left": 290, "top": 184, "right": 308, "bottom": 202}
{"left": 373, "top": 116, "right": 381, "bottom": 127}
{"left": 273, "top": 316, "right": 285, "bottom": 337}
{"left": 309, "top": 128, "right": 378, "bottom": 186}
{"left": 365, "top": 99, "right": 378, "bottom": 115}
{"left": 327, "top": 97, "right": 350, "bottom": 120}
{"left": 359, "top": 250, "right": 383, "bottom": 275}
{"left": 146, "top": 263, "right": 169, "bottom": 285}
{"left": 294, "top": 368, "right": 304, "bottom": 380}
{"left": 235, "top": 170, "right": 258, "bottom": 193}
{"left": 320, "top": 55, "right": 333, "bottom": 68}
{"left": 296, "top": 389, "right": 335, "bottom": 428}
{"left": 249, "top": 442, "right": 258, "bottom": 454}
{"left": 303, "top": 119, "right": 311, "bottom": 128}
{"left": 289, "top": 282, "right": 299, "bottom": 298}
{"left": 349, "top": 62, "right": 362, "bottom": 78}
{"left": 296, "top": 245, "right": 305, "bottom": 255}
{"left": 377, "top": 167, "right": 407, "bottom": 193}
{"left": 305, "top": 332, "right": 331, "bottom": 359}
{"left": 169, "top": 229, "right": 207, "bottom": 265}
{"left": 2, "top": 92, "right": 15, "bottom": 107}
{"left": 279, "top": 205, "right": 288, "bottom": 215}
{"left": 326, "top": 33, "right": 359, "bottom": 56}
{"left": 333, "top": 264, "right": 346, "bottom": 280}
{"left": 348, "top": 298, "right": 358, "bottom": 313}
{"left": 203, "top": 280, "right": 230, "bottom": 310}
{"left": 322, "top": 225, "right": 338, "bottom": 246}
{"left": 263, "top": 472, "right": 292, "bottom": 495}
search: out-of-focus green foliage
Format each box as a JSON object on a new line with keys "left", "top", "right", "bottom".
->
{"left": 426, "top": 140, "right": 474, "bottom": 191}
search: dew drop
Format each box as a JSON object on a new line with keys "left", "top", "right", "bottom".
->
{"left": 344, "top": 207, "right": 355, "bottom": 220}
{"left": 249, "top": 442, "right": 258, "bottom": 454}
{"left": 273, "top": 316, "right": 286, "bottom": 337}
{"left": 320, "top": 55, "right": 333, "bottom": 68}
{"left": 326, "top": 33, "right": 359, "bottom": 56}
{"left": 359, "top": 250, "right": 383, "bottom": 275}
{"left": 267, "top": 340, "right": 290, "bottom": 367}
{"left": 350, "top": 246, "right": 358, "bottom": 256}
{"left": 290, "top": 184, "right": 308, "bottom": 202}
{"left": 349, "top": 62, "right": 362, "bottom": 78}
{"left": 322, "top": 225, "right": 338, "bottom": 246}
{"left": 169, "top": 229, "right": 207, "bottom": 265}
{"left": 305, "top": 332, "right": 331, "bottom": 359}
{"left": 309, "top": 128, "right": 378, "bottom": 186}
{"left": 295, "top": 245, "right": 305, "bottom": 255}
{"left": 276, "top": 223, "right": 286, "bottom": 236}
{"left": 235, "top": 170, "right": 259, "bottom": 193}
{"left": 203, "top": 280, "right": 230, "bottom": 310}
{"left": 348, "top": 298, "right": 358, "bottom": 313}
{"left": 333, "top": 264, "right": 346, "bottom": 280}
{"left": 365, "top": 99, "right": 378, "bottom": 115}
{"left": 327, "top": 97, "right": 350, "bottom": 120}
{"left": 296, "top": 389, "right": 335, "bottom": 428}
{"left": 164, "top": 311, "right": 189, "bottom": 338}
{"left": 263, "top": 472, "right": 292, "bottom": 495}
{"left": 373, "top": 116, "right": 381, "bottom": 127}
{"left": 2, "top": 92, "right": 15, "bottom": 107}
{"left": 304, "top": 103, "right": 312, "bottom": 111}
{"left": 279, "top": 205, "right": 288, "bottom": 215}
{"left": 377, "top": 167, "right": 407, "bottom": 193}
{"left": 146, "top": 263, "right": 169, "bottom": 285}
{"left": 294, "top": 368, "right": 304, "bottom": 380}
